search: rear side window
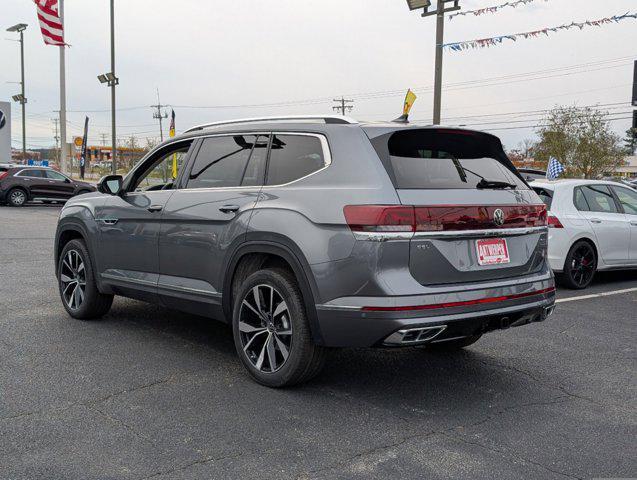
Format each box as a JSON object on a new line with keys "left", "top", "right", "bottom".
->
{"left": 532, "top": 187, "right": 553, "bottom": 209}
{"left": 574, "top": 188, "right": 589, "bottom": 211}
{"left": 266, "top": 134, "right": 326, "bottom": 186}
{"left": 378, "top": 129, "right": 526, "bottom": 190}
{"left": 187, "top": 135, "right": 267, "bottom": 189}
{"left": 579, "top": 185, "right": 618, "bottom": 213}
{"left": 612, "top": 186, "right": 637, "bottom": 215}
{"left": 17, "top": 169, "right": 45, "bottom": 178}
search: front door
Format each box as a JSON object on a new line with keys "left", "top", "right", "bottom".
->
{"left": 577, "top": 184, "right": 630, "bottom": 265}
{"left": 44, "top": 170, "right": 75, "bottom": 199}
{"left": 94, "top": 141, "right": 195, "bottom": 300}
{"left": 611, "top": 185, "right": 637, "bottom": 262}
{"left": 158, "top": 133, "right": 269, "bottom": 312}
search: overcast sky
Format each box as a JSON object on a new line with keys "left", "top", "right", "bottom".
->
{"left": 2, "top": 0, "right": 636, "bottom": 151}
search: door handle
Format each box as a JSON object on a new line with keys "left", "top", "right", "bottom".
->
{"left": 147, "top": 205, "right": 163, "bottom": 213}
{"left": 219, "top": 205, "right": 240, "bottom": 213}
{"left": 590, "top": 218, "right": 602, "bottom": 224}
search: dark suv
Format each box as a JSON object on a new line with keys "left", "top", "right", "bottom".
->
{"left": 54, "top": 116, "right": 555, "bottom": 387}
{"left": 0, "top": 167, "right": 96, "bottom": 206}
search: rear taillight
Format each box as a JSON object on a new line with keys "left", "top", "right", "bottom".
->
{"left": 547, "top": 214, "right": 564, "bottom": 228}
{"left": 343, "top": 205, "right": 415, "bottom": 232}
{"left": 344, "top": 204, "right": 547, "bottom": 233}
{"left": 0, "top": 171, "right": 8, "bottom": 181}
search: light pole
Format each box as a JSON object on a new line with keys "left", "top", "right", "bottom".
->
{"left": 7, "top": 23, "right": 28, "bottom": 159}
{"left": 405, "top": 0, "right": 460, "bottom": 125}
{"left": 98, "top": 0, "right": 118, "bottom": 175}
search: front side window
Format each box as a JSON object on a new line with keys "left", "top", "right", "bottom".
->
{"left": 265, "top": 135, "right": 326, "bottom": 186}
{"left": 579, "top": 185, "right": 618, "bottom": 213}
{"left": 132, "top": 144, "right": 191, "bottom": 192}
{"left": 613, "top": 186, "right": 637, "bottom": 215}
{"left": 187, "top": 135, "right": 267, "bottom": 189}
{"left": 45, "top": 170, "right": 67, "bottom": 181}
{"left": 18, "top": 169, "right": 44, "bottom": 178}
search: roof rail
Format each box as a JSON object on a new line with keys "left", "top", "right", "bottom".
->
{"left": 184, "top": 115, "right": 358, "bottom": 133}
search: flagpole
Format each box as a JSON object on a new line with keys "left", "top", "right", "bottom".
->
{"left": 59, "top": 0, "right": 67, "bottom": 174}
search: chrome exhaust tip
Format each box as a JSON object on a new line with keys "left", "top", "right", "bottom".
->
{"left": 383, "top": 325, "right": 447, "bottom": 346}
{"left": 543, "top": 305, "right": 555, "bottom": 319}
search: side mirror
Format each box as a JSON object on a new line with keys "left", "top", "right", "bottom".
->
{"left": 97, "top": 174, "right": 123, "bottom": 195}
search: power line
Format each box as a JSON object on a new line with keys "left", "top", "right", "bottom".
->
{"left": 150, "top": 88, "right": 169, "bottom": 141}
{"left": 332, "top": 97, "right": 354, "bottom": 116}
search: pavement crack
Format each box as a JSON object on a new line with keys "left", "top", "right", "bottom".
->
{"left": 86, "top": 403, "right": 156, "bottom": 446}
{"left": 442, "top": 431, "right": 583, "bottom": 479}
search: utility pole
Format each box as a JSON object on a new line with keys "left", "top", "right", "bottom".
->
{"left": 332, "top": 97, "right": 354, "bottom": 116}
{"left": 100, "top": 133, "right": 108, "bottom": 146}
{"left": 151, "top": 88, "right": 168, "bottom": 142}
{"left": 7, "top": 23, "right": 28, "bottom": 159}
{"left": 405, "top": 0, "right": 461, "bottom": 124}
{"left": 110, "top": 0, "right": 117, "bottom": 174}
{"left": 52, "top": 117, "right": 60, "bottom": 164}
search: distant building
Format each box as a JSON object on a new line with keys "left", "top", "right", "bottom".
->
{"left": 615, "top": 156, "right": 637, "bottom": 178}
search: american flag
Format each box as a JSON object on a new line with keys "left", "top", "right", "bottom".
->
{"left": 33, "top": 0, "right": 65, "bottom": 46}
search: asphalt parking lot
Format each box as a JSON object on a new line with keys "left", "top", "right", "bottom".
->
{"left": 1, "top": 204, "right": 636, "bottom": 480}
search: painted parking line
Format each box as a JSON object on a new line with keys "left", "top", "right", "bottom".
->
{"left": 556, "top": 287, "right": 637, "bottom": 304}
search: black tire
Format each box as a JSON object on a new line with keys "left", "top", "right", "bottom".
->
{"left": 232, "top": 268, "right": 326, "bottom": 388}
{"left": 559, "top": 240, "right": 597, "bottom": 290}
{"left": 7, "top": 187, "right": 27, "bottom": 207}
{"left": 58, "top": 239, "right": 113, "bottom": 319}
{"left": 427, "top": 334, "right": 482, "bottom": 351}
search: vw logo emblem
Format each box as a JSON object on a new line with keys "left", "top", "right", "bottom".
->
{"left": 493, "top": 208, "right": 505, "bottom": 226}
{"left": 0, "top": 110, "right": 6, "bottom": 130}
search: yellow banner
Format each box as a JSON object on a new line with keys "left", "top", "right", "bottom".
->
{"left": 403, "top": 89, "right": 417, "bottom": 116}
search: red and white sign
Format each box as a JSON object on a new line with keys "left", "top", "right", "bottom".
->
{"left": 476, "top": 238, "right": 510, "bottom": 266}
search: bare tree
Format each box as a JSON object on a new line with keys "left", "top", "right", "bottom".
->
{"left": 534, "top": 106, "right": 624, "bottom": 178}
{"left": 518, "top": 138, "right": 535, "bottom": 159}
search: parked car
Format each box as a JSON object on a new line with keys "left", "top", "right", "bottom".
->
{"left": 54, "top": 116, "right": 555, "bottom": 387}
{"left": 532, "top": 179, "right": 637, "bottom": 289}
{"left": 0, "top": 166, "right": 96, "bottom": 206}
{"left": 517, "top": 168, "right": 546, "bottom": 182}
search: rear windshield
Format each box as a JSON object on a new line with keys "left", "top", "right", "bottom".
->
{"left": 532, "top": 187, "right": 553, "bottom": 209}
{"left": 370, "top": 129, "right": 527, "bottom": 190}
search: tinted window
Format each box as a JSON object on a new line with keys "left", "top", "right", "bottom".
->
{"left": 266, "top": 135, "right": 326, "bottom": 186}
{"left": 17, "top": 169, "right": 45, "bottom": 178}
{"left": 383, "top": 129, "right": 526, "bottom": 190}
{"left": 187, "top": 135, "right": 266, "bottom": 189}
{"left": 45, "top": 170, "right": 67, "bottom": 181}
{"left": 573, "top": 187, "right": 590, "bottom": 211}
{"left": 532, "top": 187, "right": 553, "bottom": 209}
{"left": 613, "top": 186, "right": 637, "bottom": 215}
{"left": 580, "top": 185, "right": 618, "bottom": 213}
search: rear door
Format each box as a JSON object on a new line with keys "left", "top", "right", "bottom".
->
{"left": 16, "top": 168, "right": 49, "bottom": 198}
{"left": 610, "top": 185, "right": 637, "bottom": 262}
{"left": 368, "top": 128, "right": 546, "bottom": 285}
{"left": 157, "top": 133, "right": 269, "bottom": 307}
{"left": 44, "top": 170, "right": 75, "bottom": 199}
{"left": 575, "top": 185, "right": 630, "bottom": 265}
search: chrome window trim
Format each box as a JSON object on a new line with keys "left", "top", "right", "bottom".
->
{"left": 14, "top": 168, "right": 47, "bottom": 179}
{"left": 352, "top": 226, "right": 548, "bottom": 242}
{"left": 177, "top": 131, "right": 333, "bottom": 192}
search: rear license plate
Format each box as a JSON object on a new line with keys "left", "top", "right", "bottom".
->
{"left": 476, "top": 238, "right": 510, "bottom": 266}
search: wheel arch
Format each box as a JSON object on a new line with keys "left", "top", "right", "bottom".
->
{"left": 55, "top": 222, "right": 90, "bottom": 276}
{"left": 222, "top": 236, "right": 325, "bottom": 345}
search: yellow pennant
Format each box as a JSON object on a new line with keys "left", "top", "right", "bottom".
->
{"left": 403, "top": 89, "right": 417, "bottom": 116}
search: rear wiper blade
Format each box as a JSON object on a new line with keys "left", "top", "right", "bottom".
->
{"left": 476, "top": 179, "right": 517, "bottom": 190}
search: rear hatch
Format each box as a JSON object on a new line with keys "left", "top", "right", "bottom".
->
{"left": 366, "top": 127, "right": 547, "bottom": 286}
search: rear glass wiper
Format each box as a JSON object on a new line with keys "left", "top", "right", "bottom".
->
{"left": 476, "top": 179, "right": 517, "bottom": 190}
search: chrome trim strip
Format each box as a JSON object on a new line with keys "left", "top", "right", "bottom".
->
{"left": 315, "top": 304, "right": 363, "bottom": 311}
{"left": 101, "top": 273, "right": 156, "bottom": 287}
{"left": 352, "top": 231, "right": 413, "bottom": 242}
{"left": 413, "top": 226, "right": 548, "bottom": 238}
{"left": 156, "top": 282, "right": 221, "bottom": 297}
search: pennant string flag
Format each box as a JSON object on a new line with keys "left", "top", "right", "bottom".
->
{"left": 33, "top": 0, "right": 65, "bottom": 46}
{"left": 449, "top": 0, "right": 546, "bottom": 21}
{"left": 444, "top": 12, "right": 637, "bottom": 52}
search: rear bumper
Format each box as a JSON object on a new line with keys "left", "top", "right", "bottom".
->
{"left": 315, "top": 280, "right": 556, "bottom": 347}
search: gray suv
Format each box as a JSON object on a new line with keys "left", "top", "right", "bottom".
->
{"left": 54, "top": 116, "right": 555, "bottom": 387}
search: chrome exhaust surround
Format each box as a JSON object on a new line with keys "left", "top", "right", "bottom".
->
{"left": 383, "top": 325, "right": 447, "bottom": 346}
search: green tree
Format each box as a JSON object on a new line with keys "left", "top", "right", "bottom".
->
{"left": 534, "top": 106, "right": 625, "bottom": 178}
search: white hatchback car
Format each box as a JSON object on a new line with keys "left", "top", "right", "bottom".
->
{"left": 532, "top": 179, "right": 637, "bottom": 289}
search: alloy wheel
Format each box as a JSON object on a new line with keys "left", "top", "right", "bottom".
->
{"left": 60, "top": 250, "right": 86, "bottom": 310}
{"left": 238, "top": 284, "right": 292, "bottom": 373}
{"left": 10, "top": 190, "right": 26, "bottom": 206}
{"left": 569, "top": 243, "right": 595, "bottom": 287}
